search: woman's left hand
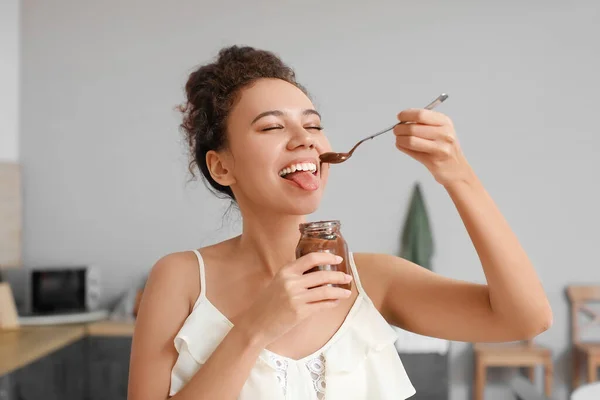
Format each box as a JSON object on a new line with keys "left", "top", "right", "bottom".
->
{"left": 394, "top": 109, "right": 473, "bottom": 187}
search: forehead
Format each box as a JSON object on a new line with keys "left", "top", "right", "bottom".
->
{"left": 231, "top": 78, "right": 316, "bottom": 121}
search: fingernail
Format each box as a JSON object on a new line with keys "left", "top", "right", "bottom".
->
{"left": 345, "top": 274, "right": 353, "bottom": 282}
{"left": 335, "top": 256, "right": 343, "bottom": 263}
{"left": 344, "top": 289, "right": 352, "bottom": 297}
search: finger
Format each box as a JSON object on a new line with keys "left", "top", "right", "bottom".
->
{"left": 302, "top": 285, "right": 352, "bottom": 303}
{"left": 292, "top": 252, "right": 343, "bottom": 274}
{"left": 396, "top": 136, "right": 442, "bottom": 154}
{"left": 301, "top": 270, "right": 352, "bottom": 289}
{"left": 309, "top": 299, "right": 342, "bottom": 312}
{"left": 393, "top": 123, "right": 451, "bottom": 142}
{"left": 395, "top": 143, "right": 426, "bottom": 161}
{"left": 397, "top": 109, "right": 450, "bottom": 127}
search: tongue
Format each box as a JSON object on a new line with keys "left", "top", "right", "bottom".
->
{"left": 286, "top": 171, "right": 319, "bottom": 191}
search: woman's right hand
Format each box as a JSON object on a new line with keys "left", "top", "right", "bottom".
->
{"left": 237, "top": 252, "right": 353, "bottom": 346}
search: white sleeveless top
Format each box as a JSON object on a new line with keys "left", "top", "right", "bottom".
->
{"left": 169, "top": 250, "right": 416, "bottom": 399}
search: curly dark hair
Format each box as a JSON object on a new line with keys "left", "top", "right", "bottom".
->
{"left": 178, "top": 45, "right": 309, "bottom": 201}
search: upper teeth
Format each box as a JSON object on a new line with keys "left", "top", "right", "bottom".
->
{"left": 279, "top": 162, "right": 317, "bottom": 176}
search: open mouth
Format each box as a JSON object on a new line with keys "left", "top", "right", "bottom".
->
{"left": 278, "top": 162, "right": 318, "bottom": 177}
{"left": 278, "top": 162, "right": 320, "bottom": 191}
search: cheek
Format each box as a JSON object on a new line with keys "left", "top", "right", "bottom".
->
{"left": 316, "top": 136, "right": 331, "bottom": 184}
{"left": 319, "top": 135, "right": 332, "bottom": 152}
{"left": 230, "top": 139, "right": 277, "bottom": 179}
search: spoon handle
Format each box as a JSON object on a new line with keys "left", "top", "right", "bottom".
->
{"left": 363, "top": 93, "right": 449, "bottom": 142}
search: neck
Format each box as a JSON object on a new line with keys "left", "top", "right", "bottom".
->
{"left": 235, "top": 207, "right": 307, "bottom": 276}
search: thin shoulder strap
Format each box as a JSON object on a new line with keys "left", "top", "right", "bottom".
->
{"left": 192, "top": 249, "right": 206, "bottom": 309}
{"left": 348, "top": 252, "right": 367, "bottom": 297}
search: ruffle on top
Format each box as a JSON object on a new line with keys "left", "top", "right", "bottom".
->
{"left": 169, "top": 298, "right": 232, "bottom": 395}
{"left": 322, "top": 295, "right": 399, "bottom": 373}
{"left": 170, "top": 294, "right": 415, "bottom": 399}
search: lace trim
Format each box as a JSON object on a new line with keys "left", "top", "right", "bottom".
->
{"left": 307, "top": 354, "right": 326, "bottom": 399}
{"left": 268, "top": 353, "right": 326, "bottom": 399}
{"left": 269, "top": 354, "right": 289, "bottom": 397}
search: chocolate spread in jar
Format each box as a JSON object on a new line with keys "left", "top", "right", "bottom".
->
{"left": 295, "top": 220, "right": 351, "bottom": 291}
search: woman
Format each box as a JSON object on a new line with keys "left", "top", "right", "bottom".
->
{"left": 128, "top": 46, "right": 552, "bottom": 399}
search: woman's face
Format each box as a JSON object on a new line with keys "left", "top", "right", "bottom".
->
{"left": 213, "top": 78, "right": 331, "bottom": 216}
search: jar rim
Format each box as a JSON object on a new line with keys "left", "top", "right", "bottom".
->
{"left": 299, "top": 220, "right": 341, "bottom": 231}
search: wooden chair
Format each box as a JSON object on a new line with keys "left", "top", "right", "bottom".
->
{"left": 566, "top": 285, "right": 600, "bottom": 390}
{"left": 473, "top": 340, "right": 552, "bottom": 400}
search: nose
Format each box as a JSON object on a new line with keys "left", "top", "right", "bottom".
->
{"left": 286, "top": 126, "right": 315, "bottom": 151}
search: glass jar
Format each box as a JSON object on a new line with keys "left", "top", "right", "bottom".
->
{"left": 295, "top": 220, "right": 351, "bottom": 291}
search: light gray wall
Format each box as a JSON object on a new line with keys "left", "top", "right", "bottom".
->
{"left": 0, "top": 0, "right": 20, "bottom": 162}
{"left": 20, "top": 1, "right": 600, "bottom": 399}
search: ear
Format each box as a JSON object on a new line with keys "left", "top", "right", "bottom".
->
{"left": 206, "top": 150, "right": 236, "bottom": 187}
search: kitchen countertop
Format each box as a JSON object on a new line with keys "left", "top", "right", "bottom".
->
{"left": 0, "top": 320, "right": 135, "bottom": 376}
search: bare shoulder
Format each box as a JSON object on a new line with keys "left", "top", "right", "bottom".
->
{"left": 142, "top": 239, "right": 237, "bottom": 310}
{"left": 132, "top": 251, "right": 203, "bottom": 338}
{"left": 351, "top": 252, "right": 441, "bottom": 316}
{"left": 151, "top": 250, "right": 200, "bottom": 280}
{"left": 142, "top": 251, "right": 204, "bottom": 311}
{"left": 351, "top": 252, "right": 412, "bottom": 310}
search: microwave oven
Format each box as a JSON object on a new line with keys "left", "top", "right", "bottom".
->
{"left": 3, "top": 265, "right": 101, "bottom": 316}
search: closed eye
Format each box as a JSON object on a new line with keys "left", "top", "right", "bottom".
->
{"left": 261, "top": 125, "right": 284, "bottom": 132}
{"left": 261, "top": 125, "right": 323, "bottom": 132}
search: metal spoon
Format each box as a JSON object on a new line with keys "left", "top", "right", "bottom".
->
{"left": 319, "top": 93, "right": 449, "bottom": 164}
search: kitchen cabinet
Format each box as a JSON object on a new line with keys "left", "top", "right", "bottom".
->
{"left": 0, "top": 340, "right": 85, "bottom": 400}
{"left": 0, "top": 337, "right": 131, "bottom": 400}
{"left": 86, "top": 337, "right": 132, "bottom": 400}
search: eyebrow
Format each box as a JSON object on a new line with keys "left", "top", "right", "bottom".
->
{"left": 251, "top": 109, "right": 322, "bottom": 125}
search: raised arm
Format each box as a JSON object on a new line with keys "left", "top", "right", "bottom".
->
{"left": 352, "top": 107, "right": 553, "bottom": 342}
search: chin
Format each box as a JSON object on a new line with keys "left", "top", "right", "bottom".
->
{"left": 274, "top": 192, "right": 323, "bottom": 216}
{"left": 291, "top": 201, "right": 321, "bottom": 216}
{"left": 239, "top": 170, "right": 328, "bottom": 216}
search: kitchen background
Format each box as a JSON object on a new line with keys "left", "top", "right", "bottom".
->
{"left": 1, "top": 1, "right": 599, "bottom": 399}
